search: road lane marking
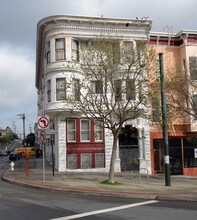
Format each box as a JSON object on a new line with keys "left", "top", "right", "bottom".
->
{"left": 51, "top": 200, "right": 158, "bottom": 220}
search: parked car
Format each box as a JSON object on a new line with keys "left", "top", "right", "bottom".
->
{"left": 9, "top": 152, "right": 21, "bottom": 160}
{"left": 0, "top": 148, "right": 8, "bottom": 156}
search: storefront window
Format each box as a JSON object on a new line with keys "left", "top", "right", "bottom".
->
{"left": 184, "top": 138, "right": 197, "bottom": 167}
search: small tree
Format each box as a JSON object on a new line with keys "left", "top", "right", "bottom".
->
{"left": 67, "top": 38, "right": 155, "bottom": 183}
{"left": 0, "top": 133, "right": 18, "bottom": 145}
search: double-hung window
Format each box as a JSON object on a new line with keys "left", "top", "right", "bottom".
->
{"left": 72, "top": 39, "right": 79, "bottom": 61}
{"left": 91, "top": 80, "right": 103, "bottom": 94}
{"left": 94, "top": 120, "right": 103, "bottom": 141}
{"left": 46, "top": 41, "right": 50, "bottom": 63}
{"left": 124, "top": 41, "right": 134, "bottom": 51}
{"left": 67, "top": 119, "right": 76, "bottom": 142}
{"left": 152, "top": 100, "right": 160, "bottom": 123}
{"left": 126, "top": 79, "right": 136, "bottom": 101}
{"left": 47, "top": 80, "right": 51, "bottom": 102}
{"left": 73, "top": 78, "right": 80, "bottom": 101}
{"left": 112, "top": 42, "right": 120, "bottom": 63}
{"left": 114, "top": 79, "right": 122, "bottom": 101}
{"left": 189, "top": 56, "right": 197, "bottom": 80}
{"left": 55, "top": 38, "right": 65, "bottom": 60}
{"left": 80, "top": 119, "right": 90, "bottom": 141}
{"left": 56, "top": 78, "right": 66, "bottom": 101}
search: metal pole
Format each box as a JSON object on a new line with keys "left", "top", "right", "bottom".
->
{"left": 159, "top": 53, "right": 171, "bottom": 186}
{"left": 22, "top": 113, "right": 25, "bottom": 145}
{"left": 51, "top": 135, "right": 55, "bottom": 176}
{"left": 17, "top": 113, "right": 26, "bottom": 145}
{"left": 42, "top": 142, "right": 45, "bottom": 182}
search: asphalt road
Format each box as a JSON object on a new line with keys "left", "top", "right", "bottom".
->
{"left": 0, "top": 156, "right": 197, "bottom": 220}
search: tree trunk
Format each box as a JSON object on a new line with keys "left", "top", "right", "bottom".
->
{"left": 108, "top": 135, "right": 118, "bottom": 183}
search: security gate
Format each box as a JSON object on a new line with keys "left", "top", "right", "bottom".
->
{"left": 119, "top": 125, "right": 139, "bottom": 171}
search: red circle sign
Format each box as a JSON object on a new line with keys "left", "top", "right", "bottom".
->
{"left": 38, "top": 116, "right": 49, "bottom": 129}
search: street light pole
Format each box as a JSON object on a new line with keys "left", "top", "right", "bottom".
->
{"left": 17, "top": 113, "right": 26, "bottom": 145}
{"left": 159, "top": 53, "right": 171, "bottom": 186}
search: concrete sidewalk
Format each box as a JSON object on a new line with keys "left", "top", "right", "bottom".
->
{"left": 2, "top": 158, "right": 197, "bottom": 202}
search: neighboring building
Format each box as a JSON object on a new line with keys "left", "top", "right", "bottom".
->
{"left": 0, "top": 127, "right": 13, "bottom": 137}
{"left": 36, "top": 15, "right": 152, "bottom": 173}
{"left": 148, "top": 30, "right": 197, "bottom": 176}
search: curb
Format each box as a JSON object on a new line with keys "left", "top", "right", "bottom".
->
{"left": 2, "top": 172, "right": 197, "bottom": 202}
{"left": 2, "top": 174, "right": 158, "bottom": 199}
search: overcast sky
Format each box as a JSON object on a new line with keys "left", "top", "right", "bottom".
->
{"left": 0, "top": 0, "right": 196, "bottom": 136}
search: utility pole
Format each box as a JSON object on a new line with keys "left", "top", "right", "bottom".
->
{"left": 17, "top": 113, "right": 26, "bottom": 145}
{"left": 159, "top": 53, "right": 171, "bottom": 186}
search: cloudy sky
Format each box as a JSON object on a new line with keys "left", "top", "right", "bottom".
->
{"left": 0, "top": 0, "right": 196, "bottom": 136}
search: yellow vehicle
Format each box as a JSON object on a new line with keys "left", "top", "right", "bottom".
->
{"left": 15, "top": 147, "right": 42, "bottom": 158}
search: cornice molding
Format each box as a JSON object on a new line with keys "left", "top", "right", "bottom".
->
{"left": 44, "top": 23, "right": 149, "bottom": 40}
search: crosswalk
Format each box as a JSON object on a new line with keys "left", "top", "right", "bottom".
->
{"left": 51, "top": 200, "right": 159, "bottom": 220}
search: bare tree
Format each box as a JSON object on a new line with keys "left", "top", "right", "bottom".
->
{"left": 166, "top": 72, "right": 197, "bottom": 121}
{"left": 67, "top": 38, "right": 155, "bottom": 183}
{"left": 149, "top": 59, "right": 197, "bottom": 130}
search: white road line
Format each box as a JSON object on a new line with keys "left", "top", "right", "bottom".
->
{"left": 51, "top": 200, "right": 158, "bottom": 220}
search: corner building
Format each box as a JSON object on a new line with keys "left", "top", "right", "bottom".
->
{"left": 36, "top": 15, "right": 152, "bottom": 173}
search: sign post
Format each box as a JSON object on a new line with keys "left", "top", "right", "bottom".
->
{"left": 38, "top": 116, "right": 49, "bottom": 182}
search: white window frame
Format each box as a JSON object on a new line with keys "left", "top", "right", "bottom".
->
{"left": 81, "top": 153, "right": 92, "bottom": 169}
{"left": 73, "top": 78, "right": 80, "bottom": 101}
{"left": 72, "top": 39, "right": 79, "bottom": 61}
{"left": 95, "top": 153, "right": 105, "bottom": 168}
{"left": 67, "top": 119, "right": 76, "bottom": 142}
{"left": 126, "top": 78, "right": 136, "bottom": 101}
{"left": 46, "top": 41, "right": 51, "bottom": 63}
{"left": 94, "top": 120, "right": 103, "bottom": 142}
{"left": 67, "top": 154, "right": 77, "bottom": 169}
{"left": 80, "top": 119, "right": 90, "bottom": 142}
{"left": 55, "top": 38, "right": 65, "bottom": 60}
{"left": 47, "top": 79, "right": 51, "bottom": 103}
{"left": 114, "top": 79, "right": 122, "bottom": 101}
{"left": 56, "top": 78, "right": 66, "bottom": 101}
{"left": 91, "top": 80, "right": 103, "bottom": 94}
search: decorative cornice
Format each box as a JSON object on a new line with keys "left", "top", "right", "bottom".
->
{"left": 44, "top": 23, "right": 149, "bottom": 40}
